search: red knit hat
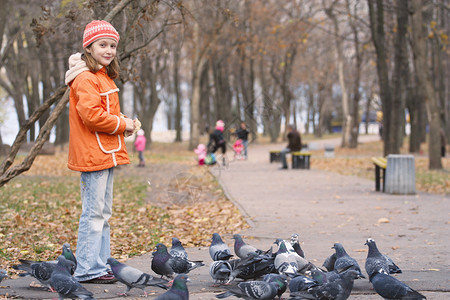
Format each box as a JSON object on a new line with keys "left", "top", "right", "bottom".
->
{"left": 83, "top": 20, "right": 120, "bottom": 48}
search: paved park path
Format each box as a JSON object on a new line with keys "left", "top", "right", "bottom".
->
{"left": 2, "top": 135, "right": 449, "bottom": 299}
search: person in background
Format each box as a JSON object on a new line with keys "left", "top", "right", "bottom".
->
{"left": 208, "top": 120, "right": 226, "bottom": 165}
{"left": 134, "top": 129, "right": 146, "bottom": 167}
{"left": 194, "top": 143, "right": 207, "bottom": 165}
{"left": 280, "top": 124, "right": 302, "bottom": 170}
{"left": 236, "top": 121, "right": 250, "bottom": 159}
{"left": 65, "top": 20, "right": 136, "bottom": 284}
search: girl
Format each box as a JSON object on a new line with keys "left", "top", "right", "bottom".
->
{"left": 65, "top": 20, "right": 135, "bottom": 283}
{"left": 134, "top": 129, "right": 147, "bottom": 167}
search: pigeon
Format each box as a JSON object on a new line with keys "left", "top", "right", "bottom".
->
{"left": 154, "top": 274, "right": 190, "bottom": 300}
{"left": 263, "top": 273, "right": 287, "bottom": 299}
{"left": 232, "top": 234, "right": 264, "bottom": 259}
{"left": 309, "top": 265, "right": 355, "bottom": 285}
{"left": 61, "top": 243, "right": 77, "bottom": 275}
{"left": 323, "top": 253, "right": 337, "bottom": 272}
{"left": 210, "top": 233, "right": 233, "bottom": 261}
{"left": 370, "top": 269, "right": 426, "bottom": 299}
{"left": 50, "top": 256, "right": 95, "bottom": 300}
{"left": 209, "top": 260, "right": 232, "bottom": 285}
{"left": 274, "top": 239, "right": 313, "bottom": 274}
{"left": 332, "top": 243, "right": 365, "bottom": 278}
{"left": 229, "top": 253, "right": 275, "bottom": 281}
{"left": 365, "top": 238, "right": 401, "bottom": 277}
{"left": 274, "top": 241, "right": 299, "bottom": 277}
{"left": 170, "top": 238, "right": 188, "bottom": 260}
{"left": 13, "top": 259, "right": 59, "bottom": 291}
{"left": 289, "top": 269, "right": 359, "bottom": 300}
{"left": 216, "top": 280, "right": 281, "bottom": 299}
{"left": 152, "top": 243, "right": 204, "bottom": 278}
{"left": 290, "top": 233, "right": 305, "bottom": 258}
{"left": 107, "top": 257, "right": 168, "bottom": 296}
{"left": 0, "top": 269, "right": 8, "bottom": 283}
{"left": 289, "top": 274, "right": 318, "bottom": 292}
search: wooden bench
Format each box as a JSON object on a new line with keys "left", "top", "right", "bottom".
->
{"left": 269, "top": 150, "right": 281, "bottom": 163}
{"left": 292, "top": 151, "right": 312, "bottom": 169}
{"left": 371, "top": 157, "right": 387, "bottom": 192}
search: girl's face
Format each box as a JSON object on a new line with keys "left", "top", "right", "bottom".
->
{"left": 86, "top": 38, "right": 117, "bottom": 66}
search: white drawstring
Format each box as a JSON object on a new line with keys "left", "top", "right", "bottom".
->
{"left": 95, "top": 88, "right": 121, "bottom": 166}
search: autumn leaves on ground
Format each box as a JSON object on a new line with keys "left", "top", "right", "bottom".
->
{"left": 0, "top": 138, "right": 448, "bottom": 276}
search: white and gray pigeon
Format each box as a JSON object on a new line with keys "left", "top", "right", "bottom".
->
{"left": 0, "top": 269, "right": 8, "bottom": 283}
{"left": 50, "top": 256, "right": 95, "bottom": 300}
{"left": 274, "top": 241, "right": 298, "bottom": 277}
{"left": 170, "top": 238, "right": 188, "bottom": 260}
{"left": 365, "top": 238, "right": 401, "bottom": 277}
{"left": 107, "top": 257, "right": 168, "bottom": 296}
{"left": 289, "top": 269, "right": 359, "bottom": 300}
{"left": 154, "top": 274, "right": 190, "bottom": 300}
{"left": 210, "top": 233, "right": 233, "bottom": 261}
{"left": 209, "top": 260, "right": 232, "bottom": 285}
{"left": 370, "top": 269, "right": 426, "bottom": 299}
{"left": 332, "top": 243, "right": 366, "bottom": 278}
{"left": 216, "top": 280, "right": 281, "bottom": 299}
{"left": 232, "top": 234, "right": 264, "bottom": 259}
{"left": 275, "top": 239, "right": 313, "bottom": 274}
{"left": 290, "top": 233, "right": 305, "bottom": 258}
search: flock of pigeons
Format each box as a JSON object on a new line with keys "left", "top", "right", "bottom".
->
{"left": 2, "top": 234, "right": 427, "bottom": 300}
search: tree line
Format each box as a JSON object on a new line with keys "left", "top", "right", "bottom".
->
{"left": 0, "top": 0, "right": 448, "bottom": 186}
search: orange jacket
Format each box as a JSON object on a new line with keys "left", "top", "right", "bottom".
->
{"left": 68, "top": 67, "right": 130, "bottom": 172}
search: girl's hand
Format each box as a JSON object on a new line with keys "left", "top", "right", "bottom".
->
{"left": 124, "top": 118, "right": 135, "bottom": 132}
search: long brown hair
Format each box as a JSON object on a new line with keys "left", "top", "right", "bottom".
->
{"left": 82, "top": 49, "right": 120, "bottom": 80}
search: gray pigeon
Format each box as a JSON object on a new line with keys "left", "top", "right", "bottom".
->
{"left": 13, "top": 259, "right": 58, "bottom": 291}
{"left": 0, "top": 269, "right": 8, "bottom": 283}
{"left": 232, "top": 234, "right": 264, "bottom": 259}
{"left": 107, "top": 257, "right": 168, "bottom": 296}
{"left": 216, "top": 280, "right": 281, "bottom": 299}
{"left": 365, "top": 238, "right": 401, "bottom": 277}
{"left": 323, "top": 253, "right": 337, "bottom": 272}
{"left": 210, "top": 233, "right": 233, "bottom": 261}
{"left": 170, "top": 238, "right": 188, "bottom": 260}
{"left": 263, "top": 273, "right": 287, "bottom": 299}
{"left": 154, "top": 274, "right": 190, "bottom": 300}
{"left": 332, "top": 243, "right": 365, "bottom": 278}
{"left": 50, "top": 256, "right": 95, "bottom": 300}
{"left": 289, "top": 274, "right": 318, "bottom": 292}
{"left": 61, "top": 243, "right": 77, "bottom": 274}
{"left": 152, "top": 243, "right": 204, "bottom": 278}
{"left": 228, "top": 253, "right": 274, "bottom": 282}
{"left": 289, "top": 269, "right": 359, "bottom": 300}
{"left": 370, "top": 269, "right": 426, "bottom": 299}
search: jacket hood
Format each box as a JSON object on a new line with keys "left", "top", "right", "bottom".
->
{"left": 65, "top": 53, "right": 89, "bottom": 85}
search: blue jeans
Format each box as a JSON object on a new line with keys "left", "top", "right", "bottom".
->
{"left": 242, "top": 140, "right": 248, "bottom": 158}
{"left": 280, "top": 147, "right": 292, "bottom": 168}
{"left": 74, "top": 168, "right": 114, "bottom": 281}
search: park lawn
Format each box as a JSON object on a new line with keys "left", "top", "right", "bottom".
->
{"left": 0, "top": 142, "right": 248, "bottom": 273}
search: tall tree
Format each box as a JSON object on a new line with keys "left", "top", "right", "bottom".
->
{"left": 409, "top": 0, "right": 442, "bottom": 169}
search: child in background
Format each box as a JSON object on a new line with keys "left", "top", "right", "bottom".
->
{"left": 194, "top": 144, "right": 207, "bottom": 165}
{"left": 65, "top": 20, "right": 135, "bottom": 284}
{"left": 134, "top": 129, "right": 146, "bottom": 167}
{"left": 233, "top": 139, "right": 244, "bottom": 160}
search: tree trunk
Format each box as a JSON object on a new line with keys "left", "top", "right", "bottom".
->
{"left": 368, "top": 0, "right": 394, "bottom": 156}
{"left": 173, "top": 50, "right": 182, "bottom": 142}
{"left": 409, "top": 0, "right": 442, "bottom": 169}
